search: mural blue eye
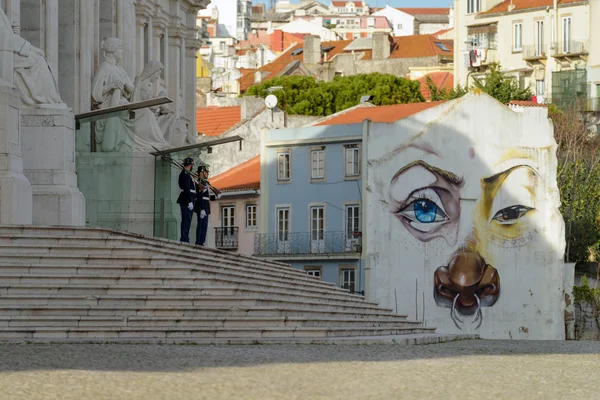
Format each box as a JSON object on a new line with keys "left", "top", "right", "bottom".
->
{"left": 492, "top": 205, "right": 533, "bottom": 224}
{"left": 401, "top": 198, "right": 448, "bottom": 224}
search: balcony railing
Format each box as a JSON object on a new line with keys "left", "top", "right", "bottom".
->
{"left": 215, "top": 227, "right": 238, "bottom": 250}
{"left": 254, "top": 231, "right": 362, "bottom": 256}
{"left": 551, "top": 40, "right": 589, "bottom": 57}
{"left": 522, "top": 44, "right": 547, "bottom": 60}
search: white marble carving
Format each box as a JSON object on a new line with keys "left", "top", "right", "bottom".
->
{"left": 10, "top": 22, "right": 64, "bottom": 108}
{"left": 91, "top": 38, "right": 169, "bottom": 152}
{"left": 156, "top": 94, "right": 196, "bottom": 147}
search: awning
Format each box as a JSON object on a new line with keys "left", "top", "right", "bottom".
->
{"left": 467, "top": 23, "right": 498, "bottom": 35}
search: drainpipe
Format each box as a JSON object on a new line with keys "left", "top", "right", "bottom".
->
{"left": 554, "top": 0, "right": 559, "bottom": 72}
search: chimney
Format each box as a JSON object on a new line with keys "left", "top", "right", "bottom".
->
{"left": 303, "top": 35, "right": 321, "bottom": 65}
{"left": 372, "top": 32, "right": 390, "bottom": 60}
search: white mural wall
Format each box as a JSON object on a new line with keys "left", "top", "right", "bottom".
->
{"left": 364, "top": 91, "right": 566, "bottom": 339}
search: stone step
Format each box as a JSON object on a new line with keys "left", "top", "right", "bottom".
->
{"left": 0, "top": 325, "right": 436, "bottom": 340}
{"left": 0, "top": 230, "right": 305, "bottom": 278}
{"left": 0, "top": 315, "right": 421, "bottom": 329}
{"left": 0, "top": 250, "right": 360, "bottom": 298}
{"left": 0, "top": 304, "right": 405, "bottom": 320}
{"left": 0, "top": 262, "right": 369, "bottom": 303}
{"left": 0, "top": 294, "right": 389, "bottom": 313}
{"left": 0, "top": 281, "right": 381, "bottom": 307}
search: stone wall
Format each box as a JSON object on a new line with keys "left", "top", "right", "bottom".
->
{"left": 318, "top": 55, "right": 442, "bottom": 81}
{"left": 364, "top": 91, "right": 567, "bottom": 339}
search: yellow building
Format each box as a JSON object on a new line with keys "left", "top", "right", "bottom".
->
{"left": 196, "top": 53, "right": 212, "bottom": 78}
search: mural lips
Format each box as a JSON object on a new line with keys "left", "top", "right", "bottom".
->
{"left": 433, "top": 251, "right": 500, "bottom": 318}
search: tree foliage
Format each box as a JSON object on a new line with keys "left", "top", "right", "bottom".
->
{"left": 573, "top": 275, "right": 600, "bottom": 338}
{"left": 551, "top": 105, "right": 600, "bottom": 263}
{"left": 427, "top": 63, "right": 532, "bottom": 103}
{"left": 244, "top": 73, "right": 425, "bottom": 116}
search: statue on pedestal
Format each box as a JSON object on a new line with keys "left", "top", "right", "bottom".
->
{"left": 91, "top": 37, "right": 169, "bottom": 152}
{"left": 0, "top": 7, "right": 63, "bottom": 107}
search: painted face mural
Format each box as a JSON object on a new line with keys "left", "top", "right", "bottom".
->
{"left": 365, "top": 93, "right": 565, "bottom": 339}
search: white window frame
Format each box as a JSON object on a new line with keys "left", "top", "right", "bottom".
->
{"left": 246, "top": 204, "right": 257, "bottom": 229}
{"left": 467, "top": 0, "right": 481, "bottom": 14}
{"left": 304, "top": 266, "right": 322, "bottom": 279}
{"left": 562, "top": 16, "right": 572, "bottom": 53}
{"left": 310, "top": 147, "right": 325, "bottom": 181}
{"left": 221, "top": 205, "right": 236, "bottom": 228}
{"left": 339, "top": 266, "right": 357, "bottom": 292}
{"left": 344, "top": 144, "right": 360, "bottom": 179}
{"left": 513, "top": 22, "right": 522, "bottom": 52}
{"left": 277, "top": 150, "right": 291, "bottom": 182}
{"left": 309, "top": 204, "right": 325, "bottom": 253}
{"left": 535, "top": 20, "right": 544, "bottom": 57}
{"left": 276, "top": 205, "right": 291, "bottom": 254}
{"left": 536, "top": 80, "right": 545, "bottom": 96}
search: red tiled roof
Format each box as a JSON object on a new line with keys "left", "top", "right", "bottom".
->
{"left": 332, "top": 1, "right": 364, "bottom": 6}
{"left": 397, "top": 7, "right": 450, "bottom": 15}
{"left": 432, "top": 27, "right": 453, "bottom": 38}
{"left": 196, "top": 106, "right": 241, "bottom": 136}
{"left": 389, "top": 34, "right": 454, "bottom": 59}
{"left": 210, "top": 156, "right": 260, "bottom": 192}
{"left": 481, "top": 0, "right": 582, "bottom": 15}
{"left": 314, "top": 101, "right": 447, "bottom": 126}
{"left": 417, "top": 72, "right": 454, "bottom": 101}
{"left": 507, "top": 100, "right": 548, "bottom": 108}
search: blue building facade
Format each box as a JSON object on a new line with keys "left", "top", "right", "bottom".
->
{"left": 256, "top": 123, "right": 365, "bottom": 293}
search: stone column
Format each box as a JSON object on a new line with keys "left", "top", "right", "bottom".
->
{"left": 135, "top": 2, "right": 153, "bottom": 76}
{"left": 117, "top": 0, "right": 136, "bottom": 78}
{"left": 185, "top": 35, "right": 201, "bottom": 138}
{"left": 20, "top": 0, "right": 61, "bottom": 73}
{"left": 167, "top": 22, "right": 185, "bottom": 116}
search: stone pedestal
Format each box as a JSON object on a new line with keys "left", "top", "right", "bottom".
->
{"left": 0, "top": 86, "right": 33, "bottom": 224}
{"left": 21, "top": 107, "right": 85, "bottom": 226}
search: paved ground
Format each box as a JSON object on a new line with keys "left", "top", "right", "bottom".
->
{"left": 0, "top": 339, "right": 599, "bottom": 400}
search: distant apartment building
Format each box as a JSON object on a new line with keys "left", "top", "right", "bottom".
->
{"left": 329, "top": 0, "right": 369, "bottom": 15}
{"left": 453, "top": 0, "right": 591, "bottom": 107}
{"left": 198, "top": 0, "right": 251, "bottom": 41}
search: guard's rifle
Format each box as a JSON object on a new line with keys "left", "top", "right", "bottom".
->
{"left": 152, "top": 146, "right": 222, "bottom": 196}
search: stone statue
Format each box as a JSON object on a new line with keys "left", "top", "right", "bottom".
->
{"left": 0, "top": 6, "right": 13, "bottom": 86}
{"left": 156, "top": 93, "right": 196, "bottom": 148}
{"left": 12, "top": 23, "right": 64, "bottom": 108}
{"left": 0, "top": 7, "right": 63, "bottom": 107}
{"left": 91, "top": 38, "right": 169, "bottom": 152}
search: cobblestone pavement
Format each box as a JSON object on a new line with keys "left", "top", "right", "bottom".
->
{"left": 0, "top": 339, "right": 599, "bottom": 400}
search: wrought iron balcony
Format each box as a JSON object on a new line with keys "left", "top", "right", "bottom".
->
{"left": 551, "top": 41, "right": 589, "bottom": 57}
{"left": 522, "top": 44, "right": 547, "bottom": 61}
{"left": 215, "top": 227, "right": 238, "bottom": 250}
{"left": 254, "top": 231, "right": 362, "bottom": 256}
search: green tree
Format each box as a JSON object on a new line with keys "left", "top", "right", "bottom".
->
{"left": 244, "top": 73, "right": 424, "bottom": 116}
{"left": 426, "top": 63, "right": 532, "bottom": 103}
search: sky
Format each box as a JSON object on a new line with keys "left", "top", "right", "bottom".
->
{"left": 252, "top": 0, "right": 453, "bottom": 7}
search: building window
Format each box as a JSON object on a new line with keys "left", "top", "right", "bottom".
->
{"left": 397, "top": 24, "right": 402, "bottom": 30}
{"left": 535, "top": 20, "right": 544, "bottom": 56}
{"left": 562, "top": 16, "right": 572, "bottom": 53}
{"left": 467, "top": 0, "right": 481, "bottom": 14}
{"left": 345, "top": 205, "right": 360, "bottom": 239}
{"left": 536, "top": 80, "right": 545, "bottom": 96}
{"left": 345, "top": 145, "right": 360, "bottom": 178}
{"left": 221, "top": 206, "right": 235, "bottom": 228}
{"left": 340, "top": 267, "right": 356, "bottom": 292}
{"left": 305, "top": 266, "right": 322, "bottom": 279}
{"left": 310, "top": 148, "right": 325, "bottom": 180}
{"left": 277, "top": 207, "right": 290, "bottom": 241}
{"left": 310, "top": 206, "right": 324, "bottom": 241}
{"left": 219, "top": 42, "right": 225, "bottom": 51}
{"left": 277, "top": 151, "right": 291, "bottom": 181}
{"left": 513, "top": 22, "right": 522, "bottom": 51}
{"left": 246, "top": 204, "right": 257, "bottom": 228}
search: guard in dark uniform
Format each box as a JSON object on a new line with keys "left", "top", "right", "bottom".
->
{"left": 176, "top": 157, "right": 195, "bottom": 243}
{"left": 195, "top": 161, "right": 211, "bottom": 246}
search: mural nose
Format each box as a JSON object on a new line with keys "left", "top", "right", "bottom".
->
{"left": 434, "top": 251, "right": 500, "bottom": 316}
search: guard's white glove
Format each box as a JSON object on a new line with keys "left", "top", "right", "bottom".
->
{"left": 200, "top": 210, "right": 207, "bottom": 219}
{"left": 216, "top": 194, "right": 222, "bottom": 200}
{"left": 187, "top": 202, "right": 194, "bottom": 211}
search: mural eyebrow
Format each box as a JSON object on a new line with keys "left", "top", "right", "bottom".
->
{"left": 483, "top": 165, "right": 539, "bottom": 184}
{"left": 391, "top": 160, "right": 464, "bottom": 185}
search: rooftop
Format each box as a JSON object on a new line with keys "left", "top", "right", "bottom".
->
{"left": 313, "top": 101, "right": 447, "bottom": 126}
{"left": 480, "top": 0, "right": 582, "bottom": 15}
{"left": 196, "top": 106, "right": 242, "bottom": 137}
{"left": 417, "top": 72, "right": 454, "bottom": 101}
{"left": 397, "top": 7, "right": 450, "bottom": 15}
{"left": 210, "top": 156, "right": 260, "bottom": 192}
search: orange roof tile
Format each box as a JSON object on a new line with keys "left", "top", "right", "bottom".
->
{"left": 481, "top": 0, "right": 582, "bottom": 15}
{"left": 332, "top": 1, "right": 364, "bottom": 6}
{"left": 417, "top": 72, "right": 454, "bottom": 101}
{"left": 397, "top": 7, "right": 450, "bottom": 15}
{"left": 210, "top": 156, "right": 260, "bottom": 192}
{"left": 389, "top": 35, "right": 453, "bottom": 59}
{"left": 314, "top": 101, "right": 447, "bottom": 126}
{"left": 196, "top": 106, "right": 241, "bottom": 137}
{"left": 507, "top": 100, "right": 548, "bottom": 108}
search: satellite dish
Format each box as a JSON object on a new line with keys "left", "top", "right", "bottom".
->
{"left": 265, "top": 94, "right": 278, "bottom": 109}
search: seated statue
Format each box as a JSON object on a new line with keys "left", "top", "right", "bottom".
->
{"left": 0, "top": 8, "right": 64, "bottom": 107}
{"left": 91, "top": 38, "right": 169, "bottom": 152}
{"left": 155, "top": 91, "right": 197, "bottom": 148}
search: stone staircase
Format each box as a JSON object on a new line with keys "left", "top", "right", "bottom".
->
{"left": 0, "top": 225, "right": 475, "bottom": 344}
